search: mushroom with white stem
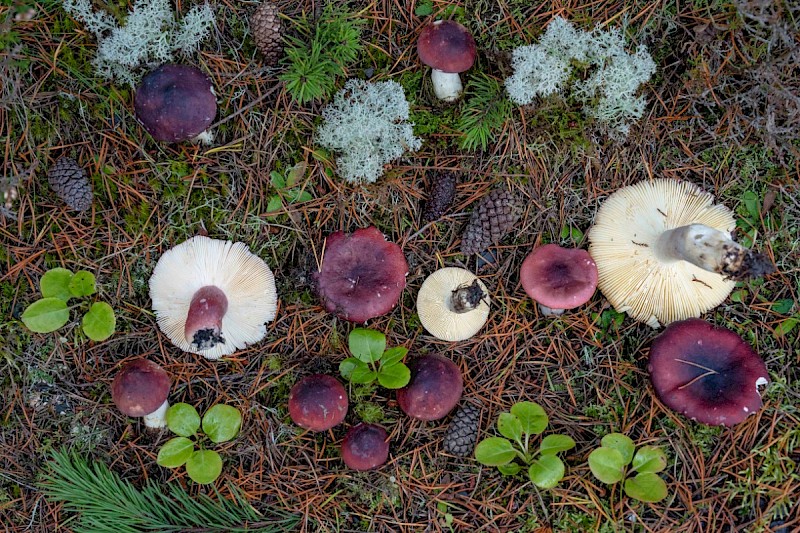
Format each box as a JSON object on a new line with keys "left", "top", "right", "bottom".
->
{"left": 417, "top": 20, "right": 477, "bottom": 102}
{"left": 588, "top": 179, "right": 775, "bottom": 328}
{"left": 417, "top": 267, "right": 490, "bottom": 341}
{"left": 111, "top": 359, "right": 170, "bottom": 429}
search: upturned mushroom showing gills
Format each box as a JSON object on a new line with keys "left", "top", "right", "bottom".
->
{"left": 111, "top": 359, "right": 170, "bottom": 429}
{"left": 288, "top": 374, "right": 348, "bottom": 432}
{"left": 417, "top": 20, "right": 477, "bottom": 102}
{"left": 417, "top": 267, "right": 490, "bottom": 341}
{"left": 314, "top": 226, "right": 408, "bottom": 323}
{"left": 588, "top": 179, "right": 775, "bottom": 328}
{"left": 134, "top": 64, "right": 217, "bottom": 143}
{"left": 149, "top": 236, "right": 278, "bottom": 359}
{"left": 397, "top": 354, "right": 463, "bottom": 421}
{"left": 520, "top": 244, "right": 598, "bottom": 316}
{"left": 648, "top": 318, "right": 769, "bottom": 426}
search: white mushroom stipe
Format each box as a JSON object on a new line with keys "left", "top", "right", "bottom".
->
{"left": 143, "top": 399, "right": 169, "bottom": 429}
{"left": 430, "top": 69, "right": 463, "bottom": 102}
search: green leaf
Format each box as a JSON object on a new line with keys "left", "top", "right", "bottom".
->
{"left": 774, "top": 318, "right": 797, "bottom": 337}
{"left": 81, "top": 302, "right": 115, "bottom": 341}
{"left": 21, "top": 298, "right": 70, "bottom": 333}
{"left": 528, "top": 454, "right": 565, "bottom": 489}
{"left": 497, "top": 463, "right": 521, "bottom": 476}
{"left": 414, "top": 1, "right": 433, "bottom": 16}
{"left": 380, "top": 346, "right": 407, "bottom": 367}
{"left": 510, "top": 402, "right": 548, "bottom": 435}
{"left": 339, "top": 357, "right": 364, "bottom": 380}
{"left": 202, "top": 404, "right": 242, "bottom": 443}
{"left": 601, "top": 433, "right": 635, "bottom": 465}
{"left": 266, "top": 195, "right": 283, "bottom": 214}
{"left": 156, "top": 437, "right": 194, "bottom": 468}
{"left": 40, "top": 268, "right": 73, "bottom": 301}
{"left": 474, "top": 437, "right": 516, "bottom": 466}
{"left": 624, "top": 472, "right": 668, "bottom": 502}
{"left": 588, "top": 447, "right": 626, "bottom": 484}
{"left": 539, "top": 434, "right": 576, "bottom": 456}
{"left": 497, "top": 413, "right": 523, "bottom": 442}
{"left": 771, "top": 299, "right": 794, "bottom": 314}
{"left": 293, "top": 190, "right": 313, "bottom": 203}
{"left": 742, "top": 191, "right": 760, "bottom": 221}
{"left": 632, "top": 445, "right": 668, "bottom": 474}
{"left": 377, "top": 362, "right": 410, "bottom": 389}
{"left": 285, "top": 162, "right": 307, "bottom": 187}
{"left": 166, "top": 403, "right": 201, "bottom": 437}
{"left": 348, "top": 328, "right": 385, "bottom": 363}
{"left": 185, "top": 450, "right": 223, "bottom": 484}
{"left": 350, "top": 365, "right": 377, "bottom": 384}
{"left": 269, "top": 171, "right": 285, "bottom": 189}
{"left": 68, "top": 270, "right": 96, "bottom": 298}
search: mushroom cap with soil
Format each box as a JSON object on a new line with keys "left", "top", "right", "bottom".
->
{"left": 288, "top": 374, "right": 349, "bottom": 432}
{"left": 417, "top": 267, "right": 490, "bottom": 341}
{"left": 341, "top": 423, "right": 390, "bottom": 471}
{"left": 417, "top": 20, "right": 477, "bottom": 102}
{"left": 111, "top": 359, "right": 170, "bottom": 429}
{"left": 648, "top": 318, "right": 769, "bottom": 426}
{"left": 149, "top": 236, "right": 278, "bottom": 359}
{"left": 396, "top": 354, "right": 463, "bottom": 421}
{"left": 520, "top": 244, "right": 598, "bottom": 315}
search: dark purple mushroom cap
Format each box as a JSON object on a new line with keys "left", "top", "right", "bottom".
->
{"left": 520, "top": 244, "right": 598, "bottom": 310}
{"left": 341, "top": 423, "right": 390, "bottom": 471}
{"left": 397, "top": 354, "right": 463, "bottom": 421}
{"left": 134, "top": 64, "right": 217, "bottom": 142}
{"left": 648, "top": 318, "right": 769, "bottom": 426}
{"left": 314, "top": 226, "right": 408, "bottom": 323}
{"left": 417, "top": 20, "right": 477, "bottom": 73}
{"left": 111, "top": 359, "right": 170, "bottom": 417}
{"left": 288, "top": 374, "right": 348, "bottom": 432}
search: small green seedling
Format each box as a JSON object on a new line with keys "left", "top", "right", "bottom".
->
{"left": 588, "top": 433, "right": 668, "bottom": 502}
{"left": 157, "top": 403, "right": 242, "bottom": 484}
{"left": 265, "top": 162, "right": 313, "bottom": 217}
{"left": 21, "top": 268, "right": 116, "bottom": 341}
{"left": 339, "top": 328, "right": 411, "bottom": 389}
{"left": 474, "top": 401, "right": 575, "bottom": 489}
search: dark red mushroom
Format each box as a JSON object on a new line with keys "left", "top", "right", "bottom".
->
{"left": 417, "top": 20, "right": 477, "bottom": 101}
{"left": 288, "top": 374, "right": 348, "bottom": 432}
{"left": 314, "top": 226, "right": 408, "bottom": 323}
{"left": 648, "top": 318, "right": 769, "bottom": 426}
{"left": 341, "top": 423, "right": 390, "bottom": 471}
{"left": 111, "top": 359, "right": 171, "bottom": 429}
{"left": 397, "top": 354, "right": 463, "bottom": 421}
{"left": 134, "top": 64, "right": 217, "bottom": 143}
{"left": 520, "top": 244, "right": 598, "bottom": 316}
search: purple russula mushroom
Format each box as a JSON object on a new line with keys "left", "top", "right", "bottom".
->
{"left": 134, "top": 64, "right": 217, "bottom": 143}
{"left": 288, "top": 374, "right": 348, "bottom": 432}
{"left": 648, "top": 318, "right": 769, "bottom": 426}
{"left": 397, "top": 354, "right": 463, "bottom": 421}
{"left": 111, "top": 359, "right": 170, "bottom": 429}
{"left": 520, "top": 244, "right": 598, "bottom": 316}
{"left": 341, "top": 423, "right": 390, "bottom": 471}
{"left": 417, "top": 20, "right": 477, "bottom": 102}
{"left": 314, "top": 226, "right": 408, "bottom": 323}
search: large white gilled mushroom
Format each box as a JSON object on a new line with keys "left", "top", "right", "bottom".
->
{"left": 416, "top": 267, "right": 490, "bottom": 341}
{"left": 588, "top": 179, "right": 774, "bottom": 328}
{"left": 149, "top": 236, "right": 278, "bottom": 359}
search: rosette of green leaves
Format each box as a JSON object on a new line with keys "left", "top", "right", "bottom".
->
{"left": 474, "top": 401, "right": 575, "bottom": 489}
{"left": 339, "top": 328, "right": 411, "bottom": 389}
{"left": 157, "top": 403, "right": 242, "bottom": 484}
{"left": 21, "top": 268, "right": 116, "bottom": 341}
{"left": 588, "top": 433, "right": 668, "bottom": 502}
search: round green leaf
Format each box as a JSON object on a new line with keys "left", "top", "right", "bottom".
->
{"left": 156, "top": 437, "right": 194, "bottom": 468}
{"left": 21, "top": 298, "right": 70, "bottom": 333}
{"left": 349, "top": 364, "right": 377, "bottom": 384}
{"left": 474, "top": 437, "right": 517, "bottom": 466}
{"left": 166, "top": 403, "right": 201, "bottom": 437}
{"left": 339, "top": 357, "right": 362, "bottom": 379}
{"left": 624, "top": 472, "right": 668, "bottom": 502}
{"left": 539, "top": 434, "right": 576, "bottom": 456}
{"left": 40, "top": 268, "right": 74, "bottom": 301}
{"left": 588, "top": 447, "right": 626, "bottom": 484}
{"left": 68, "top": 270, "right": 96, "bottom": 298}
{"left": 348, "top": 328, "right": 386, "bottom": 363}
{"left": 497, "top": 413, "right": 523, "bottom": 442}
{"left": 497, "top": 463, "right": 522, "bottom": 476}
{"left": 632, "top": 445, "right": 668, "bottom": 474}
{"left": 202, "top": 404, "right": 242, "bottom": 443}
{"left": 185, "top": 449, "right": 223, "bottom": 484}
{"left": 377, "top": 362, "right": 410, "bottom": 389}
{"left": 601, "top": 433, "right": 635, "bottom": 465}
{"left": 528, "top": 454, "right": 565, "bottom": 489}
{"left": 82, "top": 302, "right": 116, "bottom": 341}
{"left": 380, "top": 346, "right": 408, "bottom": 367}
{"left": 510, "top": 401, "right": 548, "bottom": 435}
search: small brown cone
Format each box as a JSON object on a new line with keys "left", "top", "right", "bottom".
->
{"left": 460, "top": 188, "right": 522, "bottom": 255}
{"left": 443, "top": 402, "right": 481, "bottom": 457}
{"left": 47, "top": 156, "right": 92, "bottom": 212}
{"left": 423, "top": 170, "right": 457, "bottom": 222}
{"left": 251, "top": 2, "right": 283, "bottom": 66}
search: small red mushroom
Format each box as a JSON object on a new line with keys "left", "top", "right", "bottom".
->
{"left": 397, "top": 354, "right": 463, "bottom": 421}
{"left": 520, "top": 244, "right": 598, "bottom": 316}
{"left": 341, "top": 423, "right": 390, "bottom": 471}
{"left": 417, "top": 20, "right": 477, "bottom": 101}
{"left": 111, "top": 359, "right": 171, "bottom": 429}
{"left": 288, "top": 374, "right": 348, "bottom": 432}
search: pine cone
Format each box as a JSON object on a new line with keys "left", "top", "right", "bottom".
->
{"left": 251, "top": 2, "right": 283, "bottom": 66}
{"left": 443, "top": 403, "right": 481, "bottom": 457}
{"left": 423, "top": 170, "right": 457, "bottom": 222}
{"left": 460, "top": 189, "right": 521, "bottom": 255}
{"left": 47, "top": 156, "right": 92, "bottom": 212}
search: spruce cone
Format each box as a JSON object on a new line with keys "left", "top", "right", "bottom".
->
{"left": 423, "top": 170, "right": 457, "bottom": 222}
{"left": 460, "top": 188, "right": 522, "bottom": 255}
{"left": 47, "top": 156, "right": 92, "bottom": 212}
{"left": 251, "top": 2, "right": 283, "bottom": 66}
{"left": 443, "top": 403, "right": 481, "bottom": 457}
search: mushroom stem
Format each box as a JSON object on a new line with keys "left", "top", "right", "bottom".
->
{"left": 430, "top": 69, "right": 463, "bottom": 101}
{"left": 143, "top": 399, "right": 169, "bottom": 429}
{"left": 653, "top": 224, "right": 774, "bottom": 280}
{"left": 537, "top": 304, "right": 565, "bottom": 316}
{"left": 449, "top": 280, "right": 486, "bottom": 313}
{"left": 185, "top": 285, "right": 228, "bottom": 350}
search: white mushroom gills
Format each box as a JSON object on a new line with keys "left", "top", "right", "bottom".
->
{"left": 417, "top": 267, "right": 490, "bottom": 341}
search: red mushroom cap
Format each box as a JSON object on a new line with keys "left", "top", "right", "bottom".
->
{"left": 111, "top": 359, "right": 170, "bottom": 417}
{"left": 417, "top": 20, "right": 477, "bottom": 73}
{"left": 314, "top": 226, "right": 408, "bottom": 323}
{"left": 288, "top": 374, "right": 348, "bottom": 432}
{"left": 134, "top": 64, "right": 217, "bottom": 142}
{"left": 341, "top": 423, "right": 390, "bottom": 471}
{"left": 648, "top": 318, "right": 769, "bottom": 426}
{"left": 520, "top": 244, "right": 598, "bottom": 310}
{"left": 397, "top": 354, "right": 463, "bottom": 421}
